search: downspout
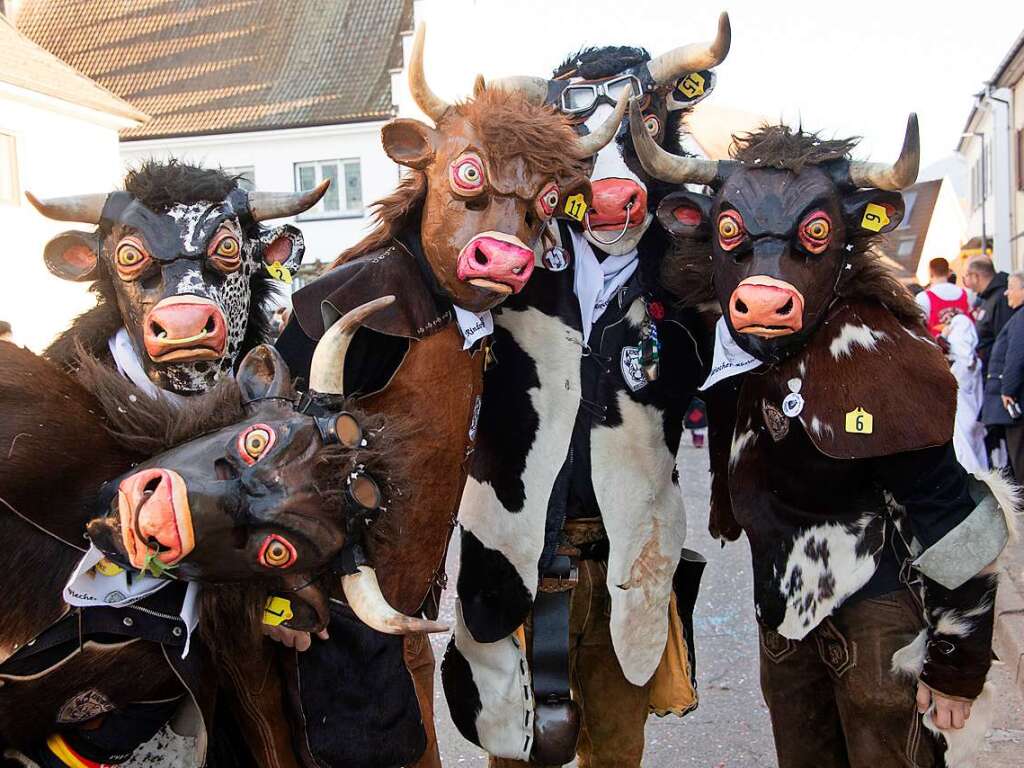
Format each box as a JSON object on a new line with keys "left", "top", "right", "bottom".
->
{"left": 981, "top": 84, "right": 1015, "bottom": 270}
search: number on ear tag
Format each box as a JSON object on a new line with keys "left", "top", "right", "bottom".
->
{"left": 564, "top": 194, "right": 587, "bottom": 222}
{"left": 678, "top": 72, "right": 706, "bottom": 99}
{"left": 263, "top": 596, "right": 294, "bottom": 627}
{"left": 267, "top": 261, "right": 293, "bottom": 284}
{"left": 861, "top": 203, "right": 891, "bottom": 232}
{"left": 844, "top": 407, "right": 874, "bottom": 434}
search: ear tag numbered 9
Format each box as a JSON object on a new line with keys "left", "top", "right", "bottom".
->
{"left": 267, "top": 261, "right": 293, "bottom": 284}
{"left": 564, "top": 194, "right": 588, "bottom": 222}
{"left": 861, "top": 203, "right": 891, "bottom": 232}
{"left": 845, "top": 407, "right": 874, "bottom": 434}
{"left": 263, "top": 596, "right": 294, "bottom": 627}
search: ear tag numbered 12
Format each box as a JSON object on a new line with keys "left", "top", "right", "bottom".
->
{"left": 861, "top": 203, "right": 891, "bottom": 232}
{"left": 845, "top": 407, "right": 873, "bottom": 434}
{"left": 267, "top": 261, "right": 293, "bottom": 284}
{"left": 564, "top": 194, "right": 588, "bottom": 223}
{"left": 263, "top": 596, "right": 294, "bottom": 627}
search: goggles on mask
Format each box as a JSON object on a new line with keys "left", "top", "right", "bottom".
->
{"left": 559, "top": 74, "right": 644, "bottom": 116}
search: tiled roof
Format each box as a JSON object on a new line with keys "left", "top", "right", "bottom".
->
{"left": 0, "top": 14, "right": 147, "bottom": 123}
{"left": 16, "top": 0, "right": 412, "bottom": 140}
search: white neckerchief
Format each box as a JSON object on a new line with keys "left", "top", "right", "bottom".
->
{"left": 453, "top": 305, "right": 494, "bottom": 351}
{"left": 108, "top": 328, "right": 188, "bottom": 408}
{"left": 64, "top": 545, "right": 200, "bottom": 658}
{"left": 700, "top": 317, "right": 764, "bottom": 390}
{"left": 570, "top": 228, "right": 639, "bottom": 344}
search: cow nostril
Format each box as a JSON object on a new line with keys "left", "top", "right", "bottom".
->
{"left": 734, "top": 298, "right": 749, "bottom": 315}
{"left": 473, "top": 247, "right": 488, "bottom": 267}
{"left": 142, "top": 476, "right": 161, "bottom": 496}
{"left": 151, "top": 320, "right": 168, "bottom": 339}
{"left": 778, "top": 297, "right": 794, "bottom": 316}
{"left": 203, "top": 316, "right": 216, "bottom": 334}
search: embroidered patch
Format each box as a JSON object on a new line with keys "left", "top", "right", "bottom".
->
{"left": 762, "top": 400, "right": 790, "bottom": 442}
{"left": 620, "top": 346, "right": 648, "bottom": 392}
{"left": 58, "top": 689, "right": 116, "bottom": 724}
{"left": 542, "top": 247, "right": 569, "bottom": 271}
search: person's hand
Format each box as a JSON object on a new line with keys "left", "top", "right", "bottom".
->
{"left": 916, "top": 682, "right": 972, "bottom": 729}
{"left": 1002, "top": 394, "right": 1017, "bottom": 410}
{"left": 262, "top": 625, "right": 329, "bottom": 652}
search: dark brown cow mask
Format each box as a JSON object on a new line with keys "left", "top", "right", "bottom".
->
{"left": 631, "top": 105, "right": 919, "bottom": 363}
{"left": 27, "top": 163, "right": 327, "bottom": 394}
{"left": 380, "top": 25, "right": 622, "bottom": 313}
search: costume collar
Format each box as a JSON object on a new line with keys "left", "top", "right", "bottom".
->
{"left": 453, "top": 305, "right": 494, "bottom": 350}
{"left": 109, "top": 327, "right": 189, "bottom": 407}
{"left": 569, "top": 228, "right": 639, "bottom": 344}
{"left": 699, "top": 316, "right": 764, "bottom": 390}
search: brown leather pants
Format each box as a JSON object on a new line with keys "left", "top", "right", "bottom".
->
{"left": 759, "top": 590, "right": 942, "bottom": 768}
{"left": 489, "top": 557, "right": 652, "bottom": 768}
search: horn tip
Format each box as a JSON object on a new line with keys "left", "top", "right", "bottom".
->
{"left": 714, "top": 11, "right": 732, "bottom": 57}
{"left": 24, "top": 190, "right": 44, "bottom": 213}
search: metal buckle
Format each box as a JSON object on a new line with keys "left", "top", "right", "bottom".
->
{"left": 538, "top": 548, "right": 579, "bottom": 593}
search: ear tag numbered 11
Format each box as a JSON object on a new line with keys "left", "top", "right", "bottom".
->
{"left": 861, "top": 203, "right": 891, "bottom": 232}
{"left": 845, "top": 407, "right": 873, "bottom": 434}
{"left": 564, "top": 194, "right": 588, "bottom": 223}
{"left": 263, "top": 596, "right": 294, "bottom": 627}
{"left": 267, "top": 261, "right": 293, "bottom": 284}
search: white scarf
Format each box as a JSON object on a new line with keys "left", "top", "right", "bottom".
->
{"left": 453, "top": 305, "right": 494, "bottom": 351}
{"left": 700, "top": 317, "right": 764, "bottom": 390}
{"left": 108, "top": 328, "right": 188, "bottom": 408}
{"left": 570, "top": 228, "right": 639, "bottom": 344}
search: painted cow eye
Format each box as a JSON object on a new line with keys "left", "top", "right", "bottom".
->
{"left": 258, "top": 534, "right": 297, "bottom": 569}
{"left": 209, "top": 232, "right": 242, "bottom": 273}
{"left": 238, "top": 424, "right": 276, "bottom": 465}
{"left": 717, "top": 211, "right": 746, "bottom": 250}
{"left": 538, "top": 183, "right": 560, "bottom": 218}
{"left": 644, "top": 114, "right": 661, "bottom": 137}
{"left": 449, "top": 153, "right": 485, "bottom": 195}
{"left": 799, "top": 211, "right": 833, "bottom": 254}
{"left": 114, "top": 239, "right": 151, "bottom": 279}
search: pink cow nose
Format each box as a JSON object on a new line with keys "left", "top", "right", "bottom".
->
{"left": 456, "top": 233, "right": 535, "bottom": 295}
{"left": 729, "top": 277, "right": 805, "bottom": 337}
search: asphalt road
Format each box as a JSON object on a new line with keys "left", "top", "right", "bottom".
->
{"left": 431, "top": 441, "right": 1024, "bottom": 766}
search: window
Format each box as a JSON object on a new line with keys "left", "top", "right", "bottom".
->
{"left": 0, "top": 131, "right": 18, "bottom": 206}
{"left": 898, "top": 191, "right": 916, "bottom": 228}
{"left": 294, "top": 159, "right": 362, "bottom": 219}
{"left": 897, "top": 239, "right": 915, "bottom": 257}
{"left": 223, "top": 165, "right": 256, "bottom": 192}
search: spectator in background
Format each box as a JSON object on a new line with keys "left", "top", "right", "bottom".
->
{"left": 963, "top": 256, "right": 1011, "bottom": 371}
{"left": 916, "top": 257, "right": 971, "bottom": 337}
{"left": 0, "top": 321, "right": 11, "bottom": 343}
{"left": 982, "top": 272, "right": 1024, "bottom": 480}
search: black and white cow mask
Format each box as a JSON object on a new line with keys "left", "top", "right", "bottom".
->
{"left": 488, "top": 12, "right": 729, "bottom": 256}
{"left": 29, "top": 165, "right": 327, "bottom": 393}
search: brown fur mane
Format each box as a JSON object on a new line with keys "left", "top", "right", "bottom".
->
{"left": 336, "top": 88, "right": 587, "bottom": 266}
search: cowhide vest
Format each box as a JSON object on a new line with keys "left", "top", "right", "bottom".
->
{"left": 443, "top": 229, "right": 707, "bottom": 758}
{"left": 725, "top": 299, "right": 955, "bottom": 639}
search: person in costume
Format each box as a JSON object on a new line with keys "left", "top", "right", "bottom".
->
{"left": 631, "top": 105, "right": 1016, "bottom": 768}
{"left": 439, "top": 16, "right": 731, "bottom": 767}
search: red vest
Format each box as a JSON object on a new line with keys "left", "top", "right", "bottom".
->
{"left": 925, "top": 287, "right": 972, "bottom": 338}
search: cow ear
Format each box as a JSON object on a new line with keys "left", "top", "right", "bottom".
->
{"left": 260, "top": 224, "right": 305, "bottom": 283}
{"left": 842, "top": 189, "right": 906, "bottom": 235}
{"left": 656, "top": 191, "right": 713, "bottom": 239}
{"left": 381, "top": 119, "right": 436, "bottom": 170}
{"left": 236, "top": 345, "right": 297, "bottom": 405}
{"left": 554, "top": 175, "right": 593, "bottom": 223}
{"left": 43, "top": 230, "right": 101, "bottom": 282}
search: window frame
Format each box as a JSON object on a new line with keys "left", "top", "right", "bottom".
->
{"left": 223, "top": 165, "right": 256, "bottom": 192}
{"left": 0, "top": 130, "right": 20, "bottom": 207}
{"left": 293, "top": 158, "right": 363, "bottom": 221}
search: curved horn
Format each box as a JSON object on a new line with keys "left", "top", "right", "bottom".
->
{"left": 309, "top": 295, "right": 397, "bottom": 396}
{"left": 409, "top": 22, "right": 451, "bottom": 123}
{"left": 629, "top": 97, "right": 719, "bottom": 184}
{"left": 248, "top": 179, "right": 329, "bottom": 222}
{"left": 646, "top": 12, "right": 731, "bottom": 85}
{"left": 848, "top": 113, "right": 920, "bottom": 191}
{"left": 25, "top": 190, "right": 108, "bottom": 224}
{"left": 485, "top": 75, "right": 550, "bottom": 105}
{"left": 341, "top": 566, "right": 449, "bottom": 635}
{"left": 572, "top": 86, "right": 632, "bottom": 159}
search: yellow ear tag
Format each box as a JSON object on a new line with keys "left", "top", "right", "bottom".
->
{"left": 844, "top": 407, "right": 874, "bottom": 434}
{"left": 94, "top": 558, "right": 124, "bottom": 577}
{"left": 267, "top": 261, "right": 293, "bottom": 284}
{"left": 564, "top": 193, "right": 588, "bottom": 222}
{"left": 679, "top": 72, "right": 706, "bottom": 99}
{"left": 263, "top": 596, "right": 294, "bottom": 627}
{"left": 861, "top": 203, "right": 891, "bottom": 232}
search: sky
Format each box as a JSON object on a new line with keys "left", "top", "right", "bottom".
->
{"left": 415, "top": 0, "right": 1024, "bottom": 171}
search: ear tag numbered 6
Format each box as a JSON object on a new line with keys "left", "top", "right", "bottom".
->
{"left": 267, "top": 261, "right": 293, "bottom": 284}
{"left": 564, "top": 194, "right": 588, "bottom": 222}
{"left": 263, "top": 596, "right": 294, "bottom": 627}
{"left": 861, "top": 203, "right": 891, "bottom": 232}
{"left": 845, "top": 407, "right": 874, "bottom": 434}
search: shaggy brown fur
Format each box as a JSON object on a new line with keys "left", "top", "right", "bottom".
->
{"left": 662, "top": 125, "right": 923, "bottom": 328}
{"left": 336, "top": 89, "right": 588, "bottom": 266}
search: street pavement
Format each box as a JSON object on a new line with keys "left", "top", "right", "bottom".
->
{"left": 431, "top": 441, "right": 1024, "bottom": 766}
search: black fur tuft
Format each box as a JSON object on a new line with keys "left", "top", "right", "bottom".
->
{"left": 731, "top": 125, "right": 859, "bottom": 174}
{"left": 124, "top": 158, "right": 238, "bottom": 213}
{"left": 553, "top": 45, "right": 650, "bottom": 80}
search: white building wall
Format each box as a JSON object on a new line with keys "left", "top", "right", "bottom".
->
{"left": 0, "top": 82, "right": 131, "bottom": 351}
{"left": 119, "top": 120, "right": 401, "bottom": 265}
{"left": 915, "top": 178, "right": 968, "bottom": 285}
